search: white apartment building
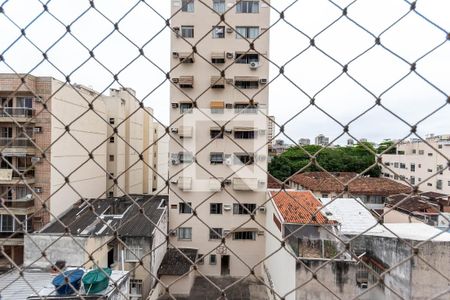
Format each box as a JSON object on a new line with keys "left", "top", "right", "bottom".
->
{"left": 382, "top": 134, "right": 450, "bottom": 195}
{"left": 315, "top": 134, "right": 329, "bottom": 146}
{"left": 168, "top": 0, "right": 270, "bottom": 281}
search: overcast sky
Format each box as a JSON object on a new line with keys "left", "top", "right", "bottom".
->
{"left": 0, "top": 0, "right": 448, "bottom": 145}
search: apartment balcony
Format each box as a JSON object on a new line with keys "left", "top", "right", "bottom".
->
{"left": 0, "top": 169, "right": 35, "bottom": 185}
{"left": 2, "top": 196, "right": 34, "bottom": 209}
{"left": 0, "top": 138, "right": 36, "bottom": 156}
{"left": 0, "top": 107, "right": 35, "bottom": 122}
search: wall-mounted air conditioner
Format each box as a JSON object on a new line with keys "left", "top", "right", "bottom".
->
{"left": 223, "top": 204, "right": 232, "bottom": 211}
{"left": 172, "top": 78, "right": 179, "bottom": 83}
{"left": 259, "top": 78, "right": 267, "bottom": 84}
{"left": 249, "top": 62, "right": 260, "bottom": 70}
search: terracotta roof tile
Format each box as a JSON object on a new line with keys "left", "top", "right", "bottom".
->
{"left": 270, "top": 190, "right": 335, "bottom": 225}
{"left": 290, "top": 172, "right": 411, "bottom": 196}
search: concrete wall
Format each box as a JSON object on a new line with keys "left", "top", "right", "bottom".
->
{"left": 49, "top": 80, "right": 107, "bottom": 218}
{"left": 383, "top": 207, "right": 424, "bottom": 224}
{"left": 264, "top": 199, "right": 296, "bottom": 300}
{"left": 160, "top": 271, "right": 196, "bottom": 297}
{"left": 151, "top": 208, "right": 168, "bottom": 287}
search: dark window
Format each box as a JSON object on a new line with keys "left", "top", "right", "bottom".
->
{"left": 197, "top": 253, "right": 204, "bottom": 264}
{"left": 234, "top": 130, "right": 255, "bottom": 139}
{"left": 181, "top": 0, "right": 194, "bottom": 12}
{"left": 233, "top": 203, "right": 256, "bottom": 214}
{"left": 211, "top": 57, "right": 225, "bottom": 64}
{"left": 233, "top": 231, "right": 256, "bottom": 240}
{"left": 180, "top": 102, "right": 193, "bottom": 114}
{"left": 428, "top": 152, "right": 433, "bottom": 156}
{"left": 437, "top": 180, "right": 443, "bottom": 190}
{"left": 410, "top": 164, "right": 415, "bottom": 172}
{"left": 109, "top": 118, "right": 115, "bottom": 125}
{"left": 209, "top": 228, "right": 223, "bottom": 239}
{"left": 109, "top": 155, "right": 114, "bottom": 162}
{"left": 234, "top": 79, "right": 259, "bottom": 89}
{"left": 179, "top": 202, "right": 192, "bottom": 214}
{"left": 178, "top": 152, "right": 193, "bottom": 163}
{"left": 234, "top": 103, "right": 258, "bottom": 113}
{"left": 210, "top": 203, "right": 223, "bottom": 214}
{"left": 236, "top": 1, "right": 259, "bottom": 13}
{"left": 181, "top": 26, "right": 194, "bottom": 38}
{"left": 210, "top": 152, "right": 224, "bottom": 164}
{"left": 210, "top": 129, "right": 224, "bottom": 139}
{"left": 236, "top": 26, "right": 259, "bottom": 38}
{"left": 210, "top": 254, "right": 217, "bottom": 264}
{"left": 234, "top": 153, "right": 254, "bottom": 165}
{"left": 235, "top": 53, "right": 259, "bottom": 64}
{"left": 1, "top": 215, "right": 14, "bottom": 232}
{"left": 399, "top": 163, "right": 406, "bottom": 169}
{"left": 109, "top": 136, "right": 115, "bottom": 143}
{"left": 213, "top": 0, "right": 225, "bottom": 13}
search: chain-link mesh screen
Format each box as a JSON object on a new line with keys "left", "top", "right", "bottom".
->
{"left": 0, "top": 0, "right": 449, "bottom": 299}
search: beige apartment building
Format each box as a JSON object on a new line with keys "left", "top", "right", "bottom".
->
{"left": 167, "top": 0, "right": 270, "bottom": 283}
{"left": 381, "top": 134, "right": 450, "bottom": 195}
{"left": 0, "top": 74, "right": 159, "bottom": 270}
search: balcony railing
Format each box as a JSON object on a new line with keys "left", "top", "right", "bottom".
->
{"left": 2, "top": 197, "right": 34, "bottom": 209}
{"left": 0, "top": 107, "right": 34, "bottom": 118}
{"left": 0, "top": 138, "right": 34, "bottom": 147}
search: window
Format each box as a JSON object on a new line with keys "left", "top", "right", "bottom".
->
{"left": 234, "top": 103, "right": 258, "bottom": 113}
{"left": 234, "top": 79, "right": 259, "bottom": 89}
{"left": 109, "top": 155, "right": 114, "bottom": 162}
{"left": 210, "top": 203, "right": 223, "bottom": 214}
{"left": 235, "top": 52, "right": 259, "bottom": 64}
{"left": 410, "top": 163, "right": 415, "bottom": 172}
{"left": 213, "top": 0, "right": 225, "bottom": 13}
{"left": 428, "top": 152, "right": 433, "bottom": 156}
{"left": 427, "top": 183, "right": 432, "bottom": 187}
{"left": 438, "top": 144, "right": 443, "bottom": 149}
{"left": 427, "top": 169, "right": 432, "bottom": 172}
{"left": 180, "top": 102, "right": 193, "bottom": 114}
{"left": 212, "top": 26, "right": 225, "bottom": 38}
{"left": 418, "top": 164, "right": 421, "bottom": 168}
{"left": 209, "top": 228, "right": 223, "bottom": 240}
{"left": 125, "top": 243, "right": 143, "bottom": 261}
{"left": 210, "top": 128, "right": 224, "bottom": 139}
{"left": 234, "top": 130, "right": 256, "bottom": 139}
{"left": 109, "top": 118, "right": 115, "bottom": 125}
{"left": 16, "top": 97, "right": 33, "bottom": 108}
{"left": 437, "top": 165, "right": 444, "bottom": 175}
{"left": 0, "top": 127, "right": 12, "bottom": 138}
{"left": 236, "top": 26, "right": 259, "bottom": 39}
{"left": 181, "top": 26, "right": 194, "bottom": 38}
{"left": 197, "top": 254, "right": 204, "bottom": 264}
{"left": 410, "top": 176, "right": 415, "bottom": 185}
{"left": 412, "top": 149, "right": 416, "bottom": 154}
{"left": 210, "top": 152, "right": 224, "bottom": 164}
{"left": 181, "top": 0, "right": 194, "bottom": 12}
{"left": 233, "top": 231, "right": 256, "bottom": 240}
{"left": 178, "top": 152, "right": 193, "bottom": 163}
{"left": 178, "top": 227, "right": 192, "bottom": 240}
{"left": 236, "top": 1, "right": 259, "bottom": 13}
{"left": 437, "top": 180, "right": 443, "bottom": 190}
{"left": 418, "top": 150, "right": 424, "bottom": 155}
{"left": 1, "top": 215, "right": 13, "bottom": 232}
{"left": 399, "top": 163, "right": 406, "bottom": 169}
{"left": 322, "top": 193, "right": 329, "bottom": 198}
{"left": 209, "top": 254, "right": 217, "bottom": 265}
{"left": 233, "top": 203, "right": 256, "bottom": 214}
{"left": 393, "top": 162, "right": 399, "bottom": 168}
{"left": 108, "top": 191, "right": 114, "bottom": 198}
{"left": 179, "top": 202, "right": 192, "bottom": 214}
{"left": 129, "top": 279, "right": 143, "bottom": 298}
{"left": 109, "top": 136, "right": 115, "bottom": 143}
{"left": 448, "top": 181, "right": 450, "bottom": 187}
{"left": 234, "top": 153, "right": 254, "bottom": 165}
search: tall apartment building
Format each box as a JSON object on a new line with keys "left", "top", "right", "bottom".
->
{"left": 153, "top": 122, "right": 169, "bottom": 194}
{"left": 267, "top": 115, "right": 275, "bottom": 146}
{"left": 315, "top": 134, "right": 329, "bottom": 146}
{"left": 0, "top": 74, "right": 107, "bottom": 269}
{"left": 298, "top": 138, "right": 310, "bottom": 146}
{"left": 0, "top": 74, "right": 158, "bottom": 270}
{"left": 381, "top": 134, "right": 450, "bottom": 195}
{"left": 168, "top": 0, "right": 270, "bottom": 279}
{"left": 103, "top": 88, "right": 156, "bottom": 197}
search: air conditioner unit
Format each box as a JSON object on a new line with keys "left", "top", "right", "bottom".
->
{"left": 258, "top": 180, "right": 266, "bottom": 186}
{"left": 171, "top": 102, "right": 179, "bottom": 108}
{"left": 169, "top": 230, "right": 177, "bottom": 236}
{"left": 257, "top": 230, "right": 265, "bottom": 236}
{"left": 223, "top": 229, "right": 231, "bottom": 236}
{"left": 171, "top": 159, "right": 180, "bottom": 165}
{"left": 226, "top": 52, "right": 233, "bottom": 59}
{"left": 170, "top": 178, "right": 178, "bottom": 184}
{"left": 223, "top": 204, "right": 232, "bottom": 211}
{"left": 224, "top": 157, "right": 233, "bottom": 165}
{"left": 170, "top": 128, "right": 178, "bottom": 133}
{"left": 172, "top": 52, "right": 179, "bottom": 58}
{"left": 224, "top": 129, "right": 232, "bottom": 134}
{"left": 226, "top": 27, "right": 233, "bottom": 33}
{"left": 35, "top": 187, "right": 42, "bottom": 193}
{"left": 225, "top": 103, "right": 233, "bottom": 109}
{"left": 249, "top": 62, "right": 260, "bottom": 70}
{"left": 259, "top": 206, "right": 266, "bottom": 213}
{"left": 226, "top": 78, "right": 233, "bottom": 84}
{"left": 33, "top": 127, "right": 42, "bottom": 133}
{"left": 172, "top": 78, "right": 179, "bottom": 83}
{"left": 258, "top": 155, "right": 266, "bottom": 161}
{"left": 259, "top": 78, "right": 267, "bottom": 84}
{"left": 31, "top": 157, "right": 41, "bottom": 163}
{"left": 224, "top": 179, "right": 232, "bottom": 185}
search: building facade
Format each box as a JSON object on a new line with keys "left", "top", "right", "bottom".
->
{"left": 315, "top": 134, "right": 329, "bottom": 146}
{"left": 298, "top": 138, "right": 310, "bottom": 146}
{"left": 168, "top": 0, "right": 270, "bottom": 280}
{"left": 381, "top": 134, "right": 450, "bottom": 195}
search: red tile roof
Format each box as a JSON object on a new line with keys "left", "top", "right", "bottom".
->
{"left": 290, "top": 172, "right": 411, "bottom": 196}
{"left": 270, "top": 190, "right": 335, "bottom": 225}
{"left": 267, "top": 175, "right": 283, "bottom": 189}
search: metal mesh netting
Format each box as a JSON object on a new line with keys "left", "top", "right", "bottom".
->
{"left": 0, "top": 0, "right": 449, "bottom": 300}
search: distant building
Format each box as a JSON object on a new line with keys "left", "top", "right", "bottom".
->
{"left": 359, "top": 138, "right": 368, "bottom": 143}
{"left": 287, "top": 172, "right": 411, "bottom": 211}
{"left": 267, "top": 116, "right": 275, "bottom": 147}
{"left": 347, "top": 138, "right": 354, "bottom": 146}
{"left": 24, "top": 194, "right": 168, "bottom": 299}
{"left": 315, "top": 134, "right": 329, "bottom": 146}
{"left": 381, "top": 134, "right": 450, "bottom": 194}
{"left": 152, "top": 122, "right": 169, "bottom": 194}
{"left": 298, "top": 138, "right": 310, "bottom": 146}
{"left": 271, "top": 139, "right": 291, "bottom": 155}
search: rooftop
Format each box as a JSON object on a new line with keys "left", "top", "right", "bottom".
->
{"left": 269, "top": 190, "right": 335, "bottom": 225}
{"left": 321, "top": 198, "right": 380, "bottom": 235}
{"left": 290, "top": 172, "right": 411, "bottom": 196}
{"left": 42, "top": 194, "right": 167, "bottom": 237}
{"left": 387, "top": 194, "right": 441, "bottom": 214}
{"left": 0, "top": 269, "right": 128, "bottom": 300}
{"left": 365, "top": 223, "right": 450, "bottom": 242}
{"left": 158, "top": 248, "right": 198, "bottom": 276}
